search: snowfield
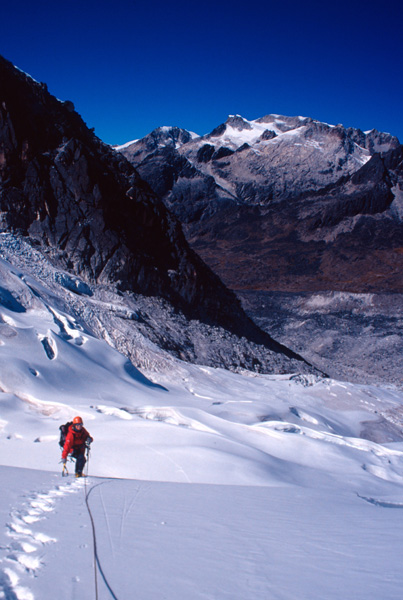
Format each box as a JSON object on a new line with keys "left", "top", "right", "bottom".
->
{"left": 1, "top": 238, "right": 403, "bottom": 599}
{"left": 2, "top": 469, "right": 403, "bottom": 600}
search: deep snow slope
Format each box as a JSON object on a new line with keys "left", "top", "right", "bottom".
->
{"left": 2, "top": 469, "right": 403, "bottom": 600}
{"left": 1, "top": 232, "right": 403, "bottom": 598}
{"left": 1, "top": 231, "right": 403, "bottom": 483}
{"left": 0, "top": 231, "right": 316, "bottom": 377}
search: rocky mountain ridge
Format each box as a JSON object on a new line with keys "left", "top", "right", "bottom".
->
{"left": 0, "top": 55, "right": 315, "bottom": 375}
{"left": 118, "top": 115, "right": 403, "bottom": 293}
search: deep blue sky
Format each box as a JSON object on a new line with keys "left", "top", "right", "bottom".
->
{"left": 1, "top": 0, "right": 402, "bottom": 145}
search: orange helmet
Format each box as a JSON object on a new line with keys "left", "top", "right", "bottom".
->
{"left": 73, "top": 416, "right": 83, "bottom": 425}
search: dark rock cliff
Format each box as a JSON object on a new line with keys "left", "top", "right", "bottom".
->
{"left": 0, "top": 55, "right": 312, "bottom": 368}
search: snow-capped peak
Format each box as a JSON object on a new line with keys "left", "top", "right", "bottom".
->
{"left": 113, "top": 139, "right": 139, "bottom": 151}
{"left": 113, "top": 126, "right": 200, "bottom": 152}
{"left": 203, "top": 114, "right": 307, "bottom": 150}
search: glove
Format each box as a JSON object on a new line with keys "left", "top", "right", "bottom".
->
{"left": 85, "top": 438, "right": 93, "bottom": 447}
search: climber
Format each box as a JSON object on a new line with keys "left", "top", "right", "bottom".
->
{"left": 61, "top": 416, "right": 93, "bottom": 477}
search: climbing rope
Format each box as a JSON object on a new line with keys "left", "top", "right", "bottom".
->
{"left": 83, "top": 447, "right": 99, "bottom": 600}
{"left": 60, "top": 444, "right": 121, "bottom": 599}
{"left": 83, "top": 447, "right": 121, "bottom": 600}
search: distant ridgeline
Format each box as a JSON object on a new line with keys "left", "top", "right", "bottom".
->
{"left": 117, "top": 115, "right": 403, "bottom": 293}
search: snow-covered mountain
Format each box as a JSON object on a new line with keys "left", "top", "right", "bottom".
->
{"left": 1, "top": 229, "right": 403, "bottom": 599}
{"left": 118, "top": 113, "right": 400, "bottom": 207}
{"left": 118, "top": 114, "right": 403, "bottom": 294}
{"left": 115, "top": 116, "right": 403, "bottom": 386}
{"left": 1, "top": 56, "right": 403, "bottom": 600}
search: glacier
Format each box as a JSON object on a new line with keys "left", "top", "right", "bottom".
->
{"left": 1, "top": 234, "right": 403, "bottom": 599}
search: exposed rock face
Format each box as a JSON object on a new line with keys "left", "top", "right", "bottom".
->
{"left": 119, "top": 115, "right": 403, "bottom": 293}
{"left": 117, "top": 126, "right": 236, "bottom": 226}
{"left": 0, "top": 56, "right": 316, "bottom": 374}
{"left": 0, "top": 57, "right": 231, "bottom": 323}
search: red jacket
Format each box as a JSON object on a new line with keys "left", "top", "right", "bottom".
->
{"left": 62, "top": 425, "right": 92, "bottom": 460}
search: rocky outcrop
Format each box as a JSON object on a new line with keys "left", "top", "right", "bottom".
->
{"left": 0, "top": 57, "right": 229, "bottom": 324}
{"left": 117, "top": 126, "right": 237, "bottom": 225}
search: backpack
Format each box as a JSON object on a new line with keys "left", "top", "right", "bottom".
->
{"left": 59, "top": 421, "right": 73, "bottom": 449}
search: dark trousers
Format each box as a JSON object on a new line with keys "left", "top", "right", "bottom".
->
{"left": 72, "top": 447, "right": 86, "bottom": 474}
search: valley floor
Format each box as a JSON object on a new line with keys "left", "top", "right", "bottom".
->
{"left": 239, "top": 290, "right": 403, "bottom": 387}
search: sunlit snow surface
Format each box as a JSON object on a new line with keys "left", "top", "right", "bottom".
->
{"left": 1, "top": 236, "right": 403, "bottom": 599}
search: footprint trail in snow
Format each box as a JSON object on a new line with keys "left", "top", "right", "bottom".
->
{"left": 0, "top": 477, "right": 83, "bottom": 600}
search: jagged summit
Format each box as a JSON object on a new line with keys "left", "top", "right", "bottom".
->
{"left": 115, "top": 126, "right": 197, "bottom": 153}
{"left": 118, "top": 113, "right": 400, "bottom": 176}
{"left": 119, "top": 111, "right": 403, "bottom": 294}
{"left": 118, "top": 112, "right": 400, "bottom": 213}
{"left": 202, "top": 113, "right": 400, "bottom": 155}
